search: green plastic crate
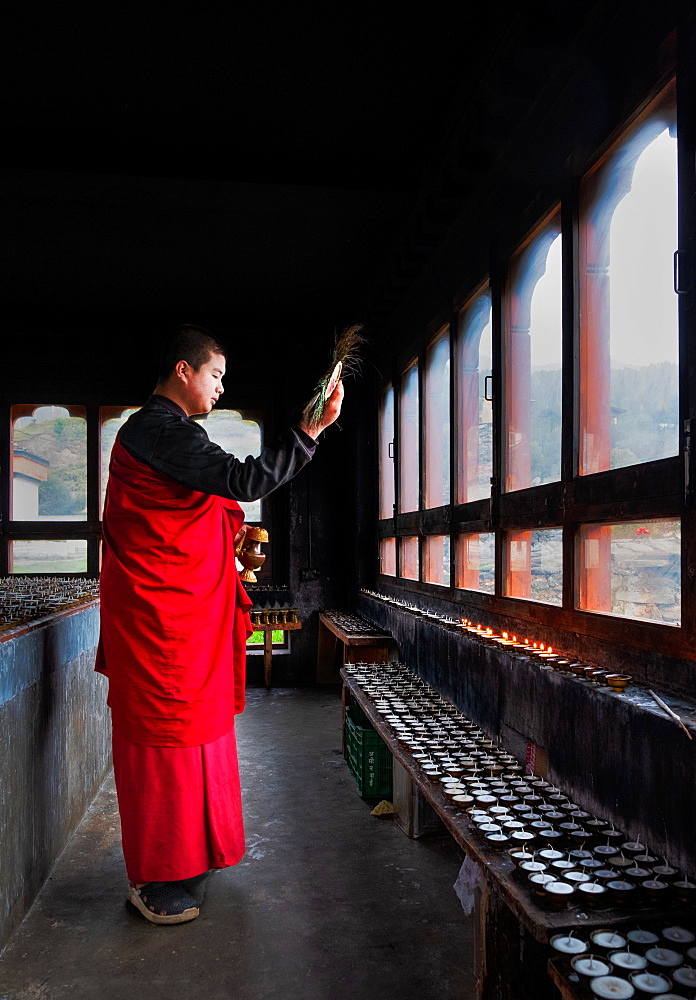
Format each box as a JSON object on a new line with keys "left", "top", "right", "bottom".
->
{"left": 345, "top": 705, "right": 393, "bottom": 798}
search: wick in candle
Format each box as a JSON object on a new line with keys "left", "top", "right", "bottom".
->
{"left": 588, "top": 958, "right": 594, "bottom": 969}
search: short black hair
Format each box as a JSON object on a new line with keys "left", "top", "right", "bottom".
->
{"left": 157, "top": 325, "right": 227, "bottom": 382}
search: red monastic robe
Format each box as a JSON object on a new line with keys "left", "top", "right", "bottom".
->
{"left": 97, "top": 437, "right": 253, "bottom": 747}
{"left": 97, "top": 438, "right": 252, "bottom": 881}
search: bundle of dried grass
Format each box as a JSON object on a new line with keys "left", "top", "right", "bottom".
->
{"left": 301, "top": 324, "right": 366, "bottom": 431}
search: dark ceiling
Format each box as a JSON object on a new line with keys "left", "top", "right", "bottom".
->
{"left": 1, "top": 2, "right": 593, "bottom": 343}
{"left": 3, "top": 5, "right": 521, "bottom": 190}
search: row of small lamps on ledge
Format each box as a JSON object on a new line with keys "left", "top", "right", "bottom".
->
{"left": 0, "top": 576, "right": 99, "bottom": 628}
{"left": 345, "top": 660, "right": 693, "bottom": 915}
{"left": 360, "top": 590, "right": 632, "bottom": 691}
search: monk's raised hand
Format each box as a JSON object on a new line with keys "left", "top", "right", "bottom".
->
{"left": 299, "top": 380, "right": 344, "bottom": 439}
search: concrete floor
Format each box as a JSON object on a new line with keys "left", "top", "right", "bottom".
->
{"left": 0, "top": 688, "right": 474, "bottom": 1000}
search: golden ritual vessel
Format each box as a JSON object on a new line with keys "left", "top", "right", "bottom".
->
{"left": 236, "top": 526, "right": 269, "bottom": 582}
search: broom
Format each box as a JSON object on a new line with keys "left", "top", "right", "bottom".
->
{"left": 301, "top": 324, "right": 366, "bottom": 431}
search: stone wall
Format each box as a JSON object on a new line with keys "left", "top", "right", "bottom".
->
{"left": 0, "top": 604, "right": 110, "bottom": 952}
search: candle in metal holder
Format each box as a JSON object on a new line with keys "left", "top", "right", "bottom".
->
{"left": 661, "top": 926, "right": 695, "bottom": 944}
{"left": 545, "top": 880, "right": 575, "bottom": 907}
{"left": 508, "top": 849, "right": 534, "bottom": 866}
{"left": 551, "top": 933, "right": 588, "bottom": 955}
{"left": 606, "top": 879, "right": 637, "bottom": 905}
{"left": 486, "top": 832, "right": 512, "bottom": 850}
{"left": 596, "top": 843, "right": 622, "bottom": 859}
{"left": 528, "top": 872, "right": 556, "bottom": 895}
{"left": 672, "top": 967, "right": 696, "bottom": 989}
{"left": 590, "top": 976, "right": 636, "bottom": 999}
{"left": 579, "top": 858, "right": 605, "bottom": 874}
{"left": 641, "top": 879, "right": 669, "bottom": 904}
{"left": 628, "top": 971, "right": 672, "bottom": 995}
{"left": 572, "top": 955, "right": 613, "bottom": 977}
{"left": 624, "top": 867, "right": 652, "bottom": 884}
{"left": 592, "top": 931, "right": 628, "bottom": 952}
{"left": 577, "top": 881, "right": 608, "bottom": 906}
{"left": 626, "top": 930, "right": 659, "bottom": 946}
{"left": 519, "top": 860, "right": 547, "bottom": 875}
{"left": 672, "top": 879, "right": 696, "bottom": 903}
{"left": 564, "top": 870, "right": 592, "bottom": 885}
{"left": 451, "top": 794, "right": 475, "bottom": 811}
{"left": 538, "top": 847, "right": 564, "bottom": 862}
{"left": 609, "top": 952, "right": 648, "bottom": 972}
{"left": 651, "top": 864, "right": 678, "bottom": 883}
{"left": 539, "top": 828, "right": 564, "bottom": 845}
{"left": 644, "top": 947, "right": 682, "bottom": 968}
{"left": 608, "top": 854, "right": 635, "bottom": 870}
{"left": 632, "top": 853, "right": 659, "bottom": 866}
{"left": 621, "top": 841, "right": 647, "bottom": 856}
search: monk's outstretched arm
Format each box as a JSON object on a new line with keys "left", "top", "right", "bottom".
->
{"left": 119, "top": 396, "right": 317, "bottom": 502}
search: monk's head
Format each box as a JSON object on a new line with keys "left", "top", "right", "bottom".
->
{"left": 156, "top": 325, "right": 228, "bottom": 416}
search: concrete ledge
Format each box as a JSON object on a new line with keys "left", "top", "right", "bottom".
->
{"left": 358, "top": 595, "right": 696, "bottom": 876}
{"left": 0, "top": 603, "right": 110, "bottom": 952}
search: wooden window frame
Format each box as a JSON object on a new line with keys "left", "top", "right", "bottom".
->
{"left": 2, "top": 402, "right": 270, "bottom": 580}
{"left": 376, "top": 69, "right": 696, "bottom": 669}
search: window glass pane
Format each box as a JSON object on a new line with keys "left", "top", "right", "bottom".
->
{"left": 577, "top": 519, "right": 680, "bottom": 625}
{"left": 12, "top": 406, "right": 87, "bottom": 521}
{"left": 10, "top": 539, "right": 88, "bottom": 574}
{"left": 380, "top": 537, "right": 396, "bottom": 576}
{"left": 505, "top": 215, "right": 562, "bottom": 492}
{"left": 580, "top": 83, "right": 678, "bottom": 474}
{"left": 457, "top": 290, "right": 492, "bottom": 503}
{"left": 505, "top": 528, "right": 562, "bottom": 605}
{"left": 456, "top": 532, "right": 495, "bottom": 594}
{"left": 100, "top": 407, "right": 139, "bottom": 515}
{"left": 399, "top": 363, "right": 419, "bottom": 512}
{"left": 247, "top": 629, "right": 286, "bottom": 647}
{"left": 379, "top": 386, "right": 395, "bottom": 519}
{"left": 197, "top": 410, "right": 263, "bottom": 520}
{"left": 400, "top": 536, "right": 419, "bottom": 581}
{"left": 423, "top": 535, "right": 450, "bottom": 586}
{"left": 424, "top": 331, "right": 450, "bottom": 508}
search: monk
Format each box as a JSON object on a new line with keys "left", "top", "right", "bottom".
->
{"left": 97, "top": 325, "right": 343, "bottom": 924}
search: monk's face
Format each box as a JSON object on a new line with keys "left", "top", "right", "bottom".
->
{"left": 181, "top": 352, "right": 226, "bottom": 415}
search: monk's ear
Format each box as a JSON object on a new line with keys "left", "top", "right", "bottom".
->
{"left": 175, "top": 361, "right": 189, "bottom": 381}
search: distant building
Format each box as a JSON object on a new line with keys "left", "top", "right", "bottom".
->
{"left": 12, "top": 448, "right": 49, "bottom": 520}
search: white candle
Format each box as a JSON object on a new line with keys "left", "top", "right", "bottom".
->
{"left": 572, "top": 956, "right": 612, "bottom": 977}
{"left": 628, "top": 972, "right": 671, "bottom": 994}
{"left": 578, "top": 882, "right": 607, "bottom": 897}
{"left": 645, "top": 948, "right": 682, "bottom": 968}
{"left": 673, "top": 967, "right": 696, "bottom": 987}
{"left": 627, "top": 930, "right": 659, "bottom": 945}
{"left": 539, "top": 848, "right": 564, "bottom": 861}
{"left": 551, "top": 933, "right": 588, "bottom": 955}
{"left": 662, "top": 926, "right": 695, "bottom": 944}
{"left": 590, "top": 976, "right": 635, "bottom": 999}
{"left": 565, "top": 870, "right": 591, "bottom": 884}
{"left": 546, "top": 880, "right": 574, "bottom": 900}
{"left": 609, "top": 952, "right": 648, "bottom": 971}
{"left": 592, "top": 931, "right": 627, "bottom": 950}
{"left": 529, "top": 872, "right": 555, "bottom": 888}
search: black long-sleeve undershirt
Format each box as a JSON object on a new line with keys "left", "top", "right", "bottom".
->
{"left": 118, "top": 395, "right": 316, "bottom": 502}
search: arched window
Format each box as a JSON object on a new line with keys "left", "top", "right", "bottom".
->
{"left": 424, "top": 328, "right": 450, "bottom": 509}
{"left": 379, "top": 385, "right": 395, "bottom": 519}
{"left": 398, "top": 362, "right": 420, "bottom": 513}
{"left": 504, "top": 213, "right": 562, "bottom": 493}
{"left": 456, "top": 288, "right": 492, "bottom": 504}
{"left": 579, "top": 82, "right": 678, "bottom": 476}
